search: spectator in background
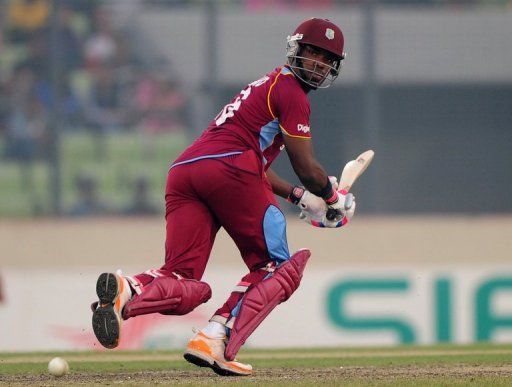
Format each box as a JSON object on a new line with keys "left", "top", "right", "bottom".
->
{"left": 56, "top": 4, "right": 85, "bottom": 74}
{"left": 0, "top": 11, "right": 3, "bottom": 52}
{"left": 4, "top": 64, "right": 47, "bottom": 162}
{"left": 17, "top": 34, "right": 82, "bottom": 131}
{"left": 85, "top": 63, "right": 129, "bottom": 135}
{"left": 67, "top": 0, "right": 100, "bottom": 20}
{"left": 134, "top": 68, "right": 186, "bottom": 135}
{"left": 0, "top": 79, "right": 7, "bottom": 138}
{"left": 68, "top": 173, "right": 109, "bottom": 217}
{"left": 19, "top": 33, "right": 49, "bottom": 76}
{"left": 244, "top": 0, "right": 333, "bottom": 11}
{"left": 3, "top": 64, "right": 47, "bottom": 216}
{"left": 112, "top": 32, "right": 142, "bottom": 79}
{"left": 34, "top": 75, "right": 83, "bottom": 132}
{"left": 0, "top": 15, "right": 4, "bottom": 136}
{"left": 81, "top": 7, "right": 133, "bottom": 159}
{"left": 7, "top": 0, "right": 50, "bottom": 43}
{"left": 84, "top": 6, "right": 118, "bottom": 70}
{"left": 123, "top": 176, "right": 160, "bottom": 216}
{"left": 5, "top": 92, "right": 47, "bottom": 161}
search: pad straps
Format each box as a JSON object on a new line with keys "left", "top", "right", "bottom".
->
{"left": 224, "top": 249, "right": 311, "bottom": 360}
{"left": 122, "top": 276, "right": 211, "bottom": 319}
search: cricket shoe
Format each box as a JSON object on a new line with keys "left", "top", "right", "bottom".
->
{"left": 91, "top": 272, "right": 132, "bottom": 349}
{"left": 183, "top": 330, "right": 252, "bottom": 376}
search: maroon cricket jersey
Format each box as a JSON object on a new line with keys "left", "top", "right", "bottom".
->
{"left": 172, "top": 66, "right": 311, "bottom": 172}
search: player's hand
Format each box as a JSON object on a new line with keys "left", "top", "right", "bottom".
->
{"left": 288, "top": 186, "right": 326, "bottom": 223}
{"left": 320, "top": 193, "right": 356, "bottom": 228}
{"left": 298, "top": 176, "right": 339, "bottom": 226}
{"left": 298, "top": 190, "right": 327, "bottom": 222}
{"left": 324, "top": 189, "right": 350, "bottom": 222}
{"left": 301, "top": 193, "right": 356, "bottom": 228}
{"left": 344, "top": 193, "right": 356, "bottom": 220}
{"left": 328, "top": 175, "right": 339, "bottom": 191}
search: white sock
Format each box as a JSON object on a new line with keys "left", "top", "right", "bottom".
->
{"left": 201, "top": 321, "right": 226, "bottom": 339}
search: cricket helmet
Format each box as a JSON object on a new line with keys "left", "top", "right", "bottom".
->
{"left": 286, "top": 18, "right": 346, "bottom": 89}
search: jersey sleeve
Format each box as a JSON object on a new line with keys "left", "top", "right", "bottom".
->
{"left": 269, "top": 73, "right": 311, "bottom": 139}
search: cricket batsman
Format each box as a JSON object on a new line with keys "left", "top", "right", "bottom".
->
{"left": 91, "top": 18, "right": 356, "bottom": 376}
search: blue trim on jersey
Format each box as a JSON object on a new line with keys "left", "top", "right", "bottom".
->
{"left": 170, "top": 151, "right": 243, "bottom": 169}
{"left": 259, "top": 119, "right": 280, "bottom": 165}
{"left": 263, "top": 205, "right": 290, "bottom": 263}
{"left": 280, "top": 67, "right": 292, "bottom": 75}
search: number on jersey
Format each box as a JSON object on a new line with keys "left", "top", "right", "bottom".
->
{"left": 215, "top": 76, "right": 270, "bottom": 125}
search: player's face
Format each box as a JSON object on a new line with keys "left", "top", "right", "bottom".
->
{"left": 299, "top": 45, "right": 338, "bottom": 85}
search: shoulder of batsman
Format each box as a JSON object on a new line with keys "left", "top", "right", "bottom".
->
{"left": 273, "top": 66, "right": 309, "bottom": 97}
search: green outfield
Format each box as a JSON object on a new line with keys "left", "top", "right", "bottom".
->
{"left": 2, "top": 344, "right": 512, "bottom": 386}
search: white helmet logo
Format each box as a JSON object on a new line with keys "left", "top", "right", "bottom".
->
{"left": 325, "top": 28, "right": 335, "bottom": 40}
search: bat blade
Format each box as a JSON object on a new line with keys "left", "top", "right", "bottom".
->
{"left": 339, "top": 149, "right": 374, "bottom": 192}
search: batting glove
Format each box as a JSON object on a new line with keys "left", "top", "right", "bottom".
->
{"left": 287, "top": 176, "right": 345, "bottom": 227}
{"left": 327, "top": 175, "right": 339, "bottom": 191}
{"left": 288, "top": 186, "right": 326, "bottom": 223}
{"left": 305, "top": 192, "right": 356, "bottom": 228}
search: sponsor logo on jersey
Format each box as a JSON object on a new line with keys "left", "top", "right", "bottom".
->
{"left": 325, "top": 28, "right": 335, "bottom": 40}
{"left": 297, "top": 124, "right": 310, "bottom": 133}
{"left": 280, "top": 145, "right": 285, "bottom": 151}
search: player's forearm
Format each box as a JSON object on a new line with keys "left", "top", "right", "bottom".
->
{"left": 282, "top": 137, "right": 330, "bottom": 195}
{"left": 266, "top": 168, "right": 294, "bottom": 199}
{"left": 293, "top": 160, "right": 342, "bottom": 206}
{"left": 295, "top": 161, "right": 329, "bottom": 193}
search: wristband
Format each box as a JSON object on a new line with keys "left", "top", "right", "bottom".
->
{"left": 324, "top": 189, "right": 339, "bottom": 205}
{"left": 287, "top": 186, "right": 304, "bottom": 205}
{"left": 309, "top": 177, "right": 335, "bottom": 201}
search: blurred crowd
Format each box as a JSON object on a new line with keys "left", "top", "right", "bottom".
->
{"left": 142, "top": 0, "right": 512, "bottom": 8}
{"left": 1, "top": 0, "right": 508, "bottom": 219}
{"left": 0, "top": 0, "right": 188, "bottom": 217}
{"left": 0, "top": 0, "right": 187, "bottom": 164}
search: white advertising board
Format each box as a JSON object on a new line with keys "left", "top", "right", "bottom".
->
{"left": 1, "top": 265, "right": 512, "bottom": 351}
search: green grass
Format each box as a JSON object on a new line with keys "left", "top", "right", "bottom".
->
{"left": 2, "top": 344, "right": 512, "bottom": 385}
{"left": 0, "top": 131, "right": 190, "bottom": 217}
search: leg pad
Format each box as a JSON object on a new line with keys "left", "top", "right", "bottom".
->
{"left": 123, "top": 276, "right": 211, "bottom": 319}
{"left": 224, "top": 249, "right": 310, "bottom": 360}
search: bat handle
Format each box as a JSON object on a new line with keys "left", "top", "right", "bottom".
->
{"left": 344, "top": 193, "right": 354, "bottom": 210}
{"left": 325, "top": 193, "right": 354, "bottom": 221}
{"left": 325, "top": 208, "right": 339, "bottom": 221}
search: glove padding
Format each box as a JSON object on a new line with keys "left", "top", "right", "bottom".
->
{"left": 324, "top": 189, "right": 350, "bottom": 222}
{"left": 290, "top": 176, "right": 338, "bottom": 223}
{"left": 328, "top": 175, "right": 339, "bottom": 191}
{"left": 297, "top": 190, "right": 327, "bottom": 222}
{"left": 301, "top": 193, "right": 356, "bottom": 228}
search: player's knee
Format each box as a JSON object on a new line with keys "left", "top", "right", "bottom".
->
{"left": 271, "top": 248, "right": 310, "bottom": 300}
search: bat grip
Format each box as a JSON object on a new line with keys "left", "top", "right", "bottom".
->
{"left": 325, "top": 208, "right": 339, "bottom": 221}
{"left": 325, "top": 193, "right": 354, "bottom": 222}
{"left": 344, "top": 193, "right": 354, "bottom": 210}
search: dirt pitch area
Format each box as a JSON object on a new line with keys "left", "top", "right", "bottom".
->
{"left": 3, "top": 347, "right": 512, "bottom": 386}
{"left": 3, "top": 364, "right": 512, "bottom": 386}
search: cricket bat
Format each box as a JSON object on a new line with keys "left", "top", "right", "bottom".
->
{"left": 338, "top": 149, "right": 375, "bottom": 192}
{"left": 325, "top": 149, "right": 375, "bottom": 221}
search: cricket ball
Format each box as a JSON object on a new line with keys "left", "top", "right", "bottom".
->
{"left": 48, "top": 357, "right": 69, "bottom": 377}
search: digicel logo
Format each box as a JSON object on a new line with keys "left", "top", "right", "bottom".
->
{"left": 297, "top": 124, "right": 310, "bottom": 133}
